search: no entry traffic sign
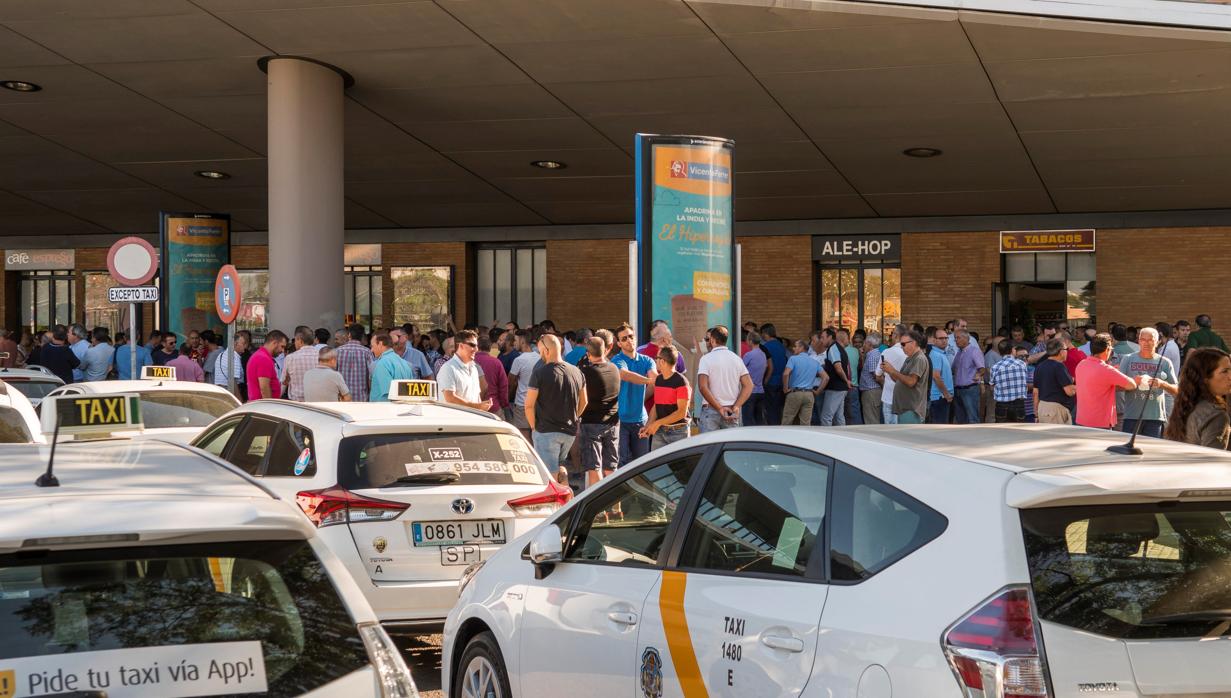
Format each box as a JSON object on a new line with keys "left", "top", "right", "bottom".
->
{"left": 106, "top": 237, "right": 158, "bottom": 286}
{"left": 215, "top": 264, "right": 241, "bottom": 325}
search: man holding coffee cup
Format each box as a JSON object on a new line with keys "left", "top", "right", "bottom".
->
{"left": 1117, "top": 326, "right": 1178, "bottom": 438}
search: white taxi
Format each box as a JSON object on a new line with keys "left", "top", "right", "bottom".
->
{"left": 0, "top": 365, "right": 64, "bottom": 407}
{"left": 0, "top": 393, "right": 418, "bottom": 698}
{"left": 0, "top": 379, "right": 43, "bottom": 443}
{"left": 444, "top": 424, "right": 1231, "bottom": 698}
{"left": 190, "top": 381, "right": 569, "bottom": 632}
{"left": 43, "top": 365, "right": 240, "bottom": 443}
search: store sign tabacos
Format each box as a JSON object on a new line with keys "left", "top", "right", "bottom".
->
{"left": 1001, "top": 229, "right": 1095, "bottom": 253}
{"left": 5, "top": 249, "right": 75, "bottom": 270}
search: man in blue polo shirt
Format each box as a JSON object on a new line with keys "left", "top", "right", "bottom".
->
{"left": 760, "top": 323, "right": 788, "bottom": 424}
{"left": 610, "top": 323, "right": 656, "bottom": 468}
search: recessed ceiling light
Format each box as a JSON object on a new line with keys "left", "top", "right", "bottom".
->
{"left": 194, "top": 170, "right": 231, "bottom": 180}
{"left": 530, "top": 160, "right": 566, "bottom": 170}
{"left": 903, "top": 147, "right": 943, "bottom": 158}
{"left": 1, "top": 80, "right": 41, "bottom": 93}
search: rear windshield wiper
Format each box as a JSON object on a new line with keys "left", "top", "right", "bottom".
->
{"left": 382, "top": 472, "right": 461, "bottom": 486}
{"left": 1141, "top": 610, "right": 1231, "bottom": 625}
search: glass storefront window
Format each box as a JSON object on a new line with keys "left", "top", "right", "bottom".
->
{"left": 391, "top": 266, "right": 453, "bottom": 331}
{"left": 20, "top": 271, "right": 75, "bottom": 333}
{"left": 237, "top": 270, "right": 269, "bottom": 342}
{"left": 818, "top": 265, "right": 900, "bottom": 336}
{"left": 345, "top": 266, "right": 382, "bottom": 331}
{"left": 475, "top": 244, "right": 546, "bottom": 328}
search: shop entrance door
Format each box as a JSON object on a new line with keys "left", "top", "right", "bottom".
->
{"left": 997, "top": 252, "right": 1096, "bottom": 333}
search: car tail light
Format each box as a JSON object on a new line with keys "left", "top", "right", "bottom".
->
{"left": 295, "top": 486, "right": 409, "bottom": 527}
{"left": 507, "top": 480, "right": 572, "bottom": 517}
{"left": 358, "top": 622, "right": 419, "bottom": 697}
{"left": 942, "top": 586, "right": 1051, "bottom": 698}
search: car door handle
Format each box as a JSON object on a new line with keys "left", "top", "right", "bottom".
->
{"left": 760, "top": 634, "right": 804, "bottom": 653}
{"left": 607, "top": 611, "right": 638, "bottom": 626}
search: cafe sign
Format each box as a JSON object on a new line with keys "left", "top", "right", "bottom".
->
{"left": 1000, "top": 229, "right": 1095, "bottom": 253}
{"left": 5, "top": 248, "right": 75, "bottom": 270}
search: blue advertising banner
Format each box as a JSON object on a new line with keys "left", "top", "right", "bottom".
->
{"left": 159, "top": 212, "right": 230, "bottom": 340}
{"left": 635, "top": 134, "right": 735, "bottom": 348}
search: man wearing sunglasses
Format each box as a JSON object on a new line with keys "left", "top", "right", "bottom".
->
{"left": 881, "top": 330, "right": 930, "bottom": 424}
{"left": 611, "top": 323, "right": 657, "bottom": 467}
{"left": 438, "top": 329, "right": 493, "bottom": 412}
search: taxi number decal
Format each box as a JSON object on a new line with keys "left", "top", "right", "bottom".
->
{"left": 428, "top": 447, "right": 463, "bottom": 461}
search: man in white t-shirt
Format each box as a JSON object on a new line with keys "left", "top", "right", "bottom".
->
{"left": 876, "top": 324, "right": 908, "bottom": 424}
{"left": 696, "top": 325, "right": 752, "bottom": 432}
{"left": 507, "top": 330, "right": 542, "bottom": 439}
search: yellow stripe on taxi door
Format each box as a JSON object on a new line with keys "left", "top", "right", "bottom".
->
{"left": 659, "top": 570, "right": 708, "bottom": 698}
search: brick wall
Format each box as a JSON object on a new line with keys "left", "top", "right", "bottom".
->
{"left": 739, "top": 235, "right": 813, "bottom": 342}
{"left": 545, "top": 239, "right": 630, "bottom": 331}
{"left": 382, "top": 242, "right": 469, "bottom": 329}
{"left": 901, "top": 231, "right": 1001, "bottom": 338}
{"left": 1097, "top": 227, "right": 1231, "bottom": 328}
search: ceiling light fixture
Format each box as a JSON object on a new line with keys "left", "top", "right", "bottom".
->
{"left": 194, "top": 170, "right": 231, "bottom": 180}
{"left": 903, "top": 147, "right": 943, "bottom": 158}
{"left": 1, "top": 80, "right": 41, "bottom": 93}
{"left": 530, "top": 160, "right": 566, "bottom": 170}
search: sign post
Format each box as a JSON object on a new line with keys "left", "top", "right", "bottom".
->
{"left": 215, "top": 265, "right": 242, "bottom": 398}
{"left": 106, "top": 237, "right": 159, "bottom": 380}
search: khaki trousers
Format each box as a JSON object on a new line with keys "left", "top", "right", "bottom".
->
{"left": 860, "top": 389, "right": 882, "bottom": 425}
{"left": 1037, "top": 401, "right": 1073, "bottom": 425}
{"left": 782, "top": 390, "right": 815, "bottom": 425}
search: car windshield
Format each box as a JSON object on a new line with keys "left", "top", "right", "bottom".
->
{"left": 139, "top": 391, "right": 237, "bottom": 429}
{"left": 0, "top": 406, "right": 30, "bottom": 443}
{"left": 1022, "top": 502, "right": 1231, "bottom": 639}
{"left": 0, "top": 540, "right": 369, "bottom": 697}
{"left": 5, "top": 380, "right": 59, "bottom": 400}
{"left": 338, "top": 432, "right": 545, "bottom": 489}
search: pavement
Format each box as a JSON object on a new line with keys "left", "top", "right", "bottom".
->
{"left": 398, "top": 634, "right": 444, "bottom": 698}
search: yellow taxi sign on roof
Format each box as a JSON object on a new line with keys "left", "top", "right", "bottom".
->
{"left": 391, "top": 380, "right": 438, "bottom": 402}
{"left": 41, "top": 393, "right": 143, "bottom": 436}
{"left": 142, "top": 365, "right": 176, "bottom": 381}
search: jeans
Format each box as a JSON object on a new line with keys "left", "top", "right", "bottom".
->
{"left": 651, "top": 424, "right": 690, "bottom": 450}
{"left": 618, "top": 421, "right": 649, "bottom": 467}
{"left": 995, "top": 399, "right": 1026, "bottom": 423}
{"left": 765, "top": 386, "right": 785, "bottom": 425}
{"left": 898, "top": 410, "right": 923, "bottom": 424}
{"left": 954, "top": 385, "right": 981, "bottom": 424}
{"left": 783, "top": 390, "right": 815, "bottom": 425}
{"left": 741, "top": 393, "right": 766, "bottom": 426}
{"left": 882, "top": 402, "right": 899, "bottom": 425}
{"left": 1122, "top": 419, "right": 1164, "bottom": 439}
{"left": 699, "top": 405, "right": 741, "bottom": 432}
{"left": 532, "top": 430, "right": 575, "bottom": 473}
{"left": 819, "top": 390, "right": 847, "bottom": 426}
{"left": 579, "top": 422, "right": 619, "bottom": 471}
{"left": 845, "top": 388, "right": 863, "bottom": 425}
{"left": 928, "top": 398, "right": 951, "bottom": 424}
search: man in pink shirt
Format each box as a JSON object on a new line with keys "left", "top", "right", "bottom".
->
{"left": 166, "top": 345, "right": 205, "bottom": 382}
{"left": 1075, "top": 333, "right": 1137, "bottom": 428}
{"left": 247, "top": 331, "right": 288, "bottom": 401}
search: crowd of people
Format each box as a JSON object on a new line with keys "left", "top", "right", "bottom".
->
{"left": 10, "top": 312, "right": 1231, "bottom": 490}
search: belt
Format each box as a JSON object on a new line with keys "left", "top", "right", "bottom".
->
{"left": 788, "top": 388, "right": 811, "bottom": 393}
{"left": 956, "top": 384, "right": 977, "bottom": 389}
{"left": 661, "top": 422, "right": 690, "bottom": 431}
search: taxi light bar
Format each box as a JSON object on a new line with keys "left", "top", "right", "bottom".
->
{"left": 295, "top": 486, "right": 409, "bottom": 527}
{"left": 943, "top": 586, "right": 1051, "bottom": 698}
{"left": 40, "top": 393, "right": 143, "bottom": 436}
{"left": 507, "top": 480, "right": 572, "bottom": 517}
{"left": 390, "top": 379, "right": 438, "bottom": 402}
{"left": 141, "top": 365, "right": 177, "bottom": 381}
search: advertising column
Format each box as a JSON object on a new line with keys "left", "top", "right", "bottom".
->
{"left": 160, "top": 212, "right": 230, "bottom": 340}
{"left": 635, "top": 134, "right": 735, "bottom": 348}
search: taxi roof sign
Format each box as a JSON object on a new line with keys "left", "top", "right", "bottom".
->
{"left": 391, "top": 380, "right": 438, "bottom": 402}
{"left": 142, "top": 365, "right": 177, "bottom": 381}
{"left": 41, "top": 393, "right": 143, "bottom": 436}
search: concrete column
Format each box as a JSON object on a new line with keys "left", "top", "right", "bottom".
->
{"left": 266, "top": 57, "right": 345, "bottom": 332}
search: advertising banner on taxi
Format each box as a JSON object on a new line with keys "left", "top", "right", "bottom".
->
{"left": 635, "top": 134, "right": 736, "bottom": 349}
{"left": 159, "top": 212, "right": 230, "bottom": 340}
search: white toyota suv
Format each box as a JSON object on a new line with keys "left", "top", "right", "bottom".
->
{"left": 0, "top": 396, "right": 418, "bottom": 698}
{"left": 444, "top": 424, "right": 1231, "bottom": 698}
{"left": 191, "top": 389, "right": 569, "bottom": 632}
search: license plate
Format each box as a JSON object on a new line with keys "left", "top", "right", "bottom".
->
{"left": 411, "top": 519, "right": 506, "bottom": 546}
{"left": 440, "top": 545, "right": 481, "bottom": 566}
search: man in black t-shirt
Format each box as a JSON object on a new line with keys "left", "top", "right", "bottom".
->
{"left": 578, "top": 337, "right": 620, "bottom": 489}
{"left": 1034, "top": 339, "right": 1076, "bottom": 425}
{"left": 32, "top": 326, "right": 79, "bottom": 384}
{"left": 526, "top": 334, "right": 586, "bottom": 483}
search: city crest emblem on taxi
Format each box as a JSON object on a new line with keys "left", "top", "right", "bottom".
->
{"left": 373, "top": 537, "right": 387, "bottom": 554}
{"left": 639, "top": 647, "right": 663, "bottom": 698}
{"left": 0, "top": 669, "right": 15, "bottom": 698}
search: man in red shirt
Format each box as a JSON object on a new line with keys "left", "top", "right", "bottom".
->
{"left": 1060, "top": 331, "right": 1086, "bottom": 379}
{"left": 473, "top": 332, "right": 509, "bottom": 416}
{"left": 247, "top": 330, "right": 288, "bottom": 401}
{"left": 1075, "top": 333, "right": 1137, "bottom": 428}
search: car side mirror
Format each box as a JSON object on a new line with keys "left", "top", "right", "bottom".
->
{"left": 528, "top": 524, "right": 563, "bottom": 579}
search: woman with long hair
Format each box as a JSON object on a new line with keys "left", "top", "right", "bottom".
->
{"left": 1164, "top": 347, "right": 1231, "bottom": 448}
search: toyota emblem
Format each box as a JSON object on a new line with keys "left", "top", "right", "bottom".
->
{"left": 452, "top": 498, "right": 475, "bottom": 515}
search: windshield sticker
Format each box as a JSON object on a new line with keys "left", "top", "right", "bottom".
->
{"left": 0, "top": 641, "right": 268, "bottom": 698}
{"left": 293, "top": 448, "right": 312, "bottom": 476}
{"left": 404, "top": 460, "right": 541, "bottom": 482}
{"left": 508, "top": 461, "right": 542, "bottom": 484}
{"left": 505, "top": 448, "right": 533, "bottom": 464}
{"left": 496, "top": 434, "right": 525, "bottom": 452}
{"left": 428, "top": 447, "right": 464, "bottom": 461}
{"left": 772, "top": 517, "right": 807, "bottom": 569}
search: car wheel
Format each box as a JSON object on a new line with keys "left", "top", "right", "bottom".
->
{"left": 455, "top": 631, "right": 513, "bottom": 698}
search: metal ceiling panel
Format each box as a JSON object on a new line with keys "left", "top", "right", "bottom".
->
{"left": 215, "top": 2, "right": 481, "bottom": 54}
{"left": 3, "top": 14, "right": 266, "bottom": 63}
{"left": 439, "top": 0, "right": 709, "bottom": 43}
